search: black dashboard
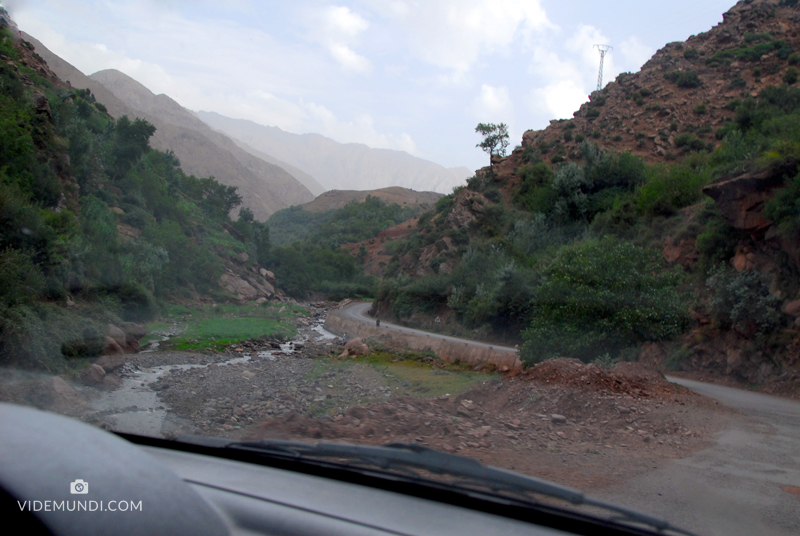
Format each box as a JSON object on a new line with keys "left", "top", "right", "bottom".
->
{"left": 0, "top": 403, "right": 676, "bottom": 536}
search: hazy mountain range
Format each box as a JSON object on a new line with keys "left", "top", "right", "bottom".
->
{"left": 23, "top": 33, "right": 314, "bottom": 220}
{"left": 24, "top": 32, "right": 472, "bottom": 220}
{"left": 197, "top": 111, "right": 472, "bottom": 194}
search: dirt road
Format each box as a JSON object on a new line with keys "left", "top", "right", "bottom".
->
{"left": 339, "top": 301, "right": 518, "bottom": 355}
{"left": 341, "top": 302, "right": 800, "bottom": 535}
{"left": 597, "top": 378, "right": 800, "bottom": 536}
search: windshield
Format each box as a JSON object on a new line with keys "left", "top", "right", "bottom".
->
{"left": 1, "top": 1, "right": 799, "bottom": 535}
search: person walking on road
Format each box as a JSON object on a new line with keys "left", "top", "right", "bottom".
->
{"left": 376, "top": 319, "right": 381, "bottom": 327}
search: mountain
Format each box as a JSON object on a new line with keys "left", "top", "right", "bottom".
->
{"left": 196, "top": 111, "right": 472, "bottom": 194}
{"left": 225, "top": 137, "right": 326, "bottom": 197}
{"left": 517, "top": 0, "right": 799, "bottom": 166}
{"left": 22, "top": 34, "right": 314, "bottom": 220}
{"left": 370, "top": 0, "right": 800, "bottom": 394}
{"left": 298, "top": 187, "right": 442, "bottom": 213}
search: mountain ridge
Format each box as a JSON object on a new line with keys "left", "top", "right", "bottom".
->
{"left": 21, "top": 32, "right": 313, "bottom": 220}
{"left": 197, "top": 111, "right": 472, "bottom": 194}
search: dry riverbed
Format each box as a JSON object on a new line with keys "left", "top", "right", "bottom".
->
{"left": 2, "top": 302, "right": 733, "bottom": 494}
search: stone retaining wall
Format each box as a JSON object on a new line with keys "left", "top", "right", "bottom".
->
{"left": 325, "top": 312, "right": 522, "bottom": 370}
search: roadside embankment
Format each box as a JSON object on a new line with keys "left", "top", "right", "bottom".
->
{"left": 325, "top": 308, "right": 522, "bottom": 370}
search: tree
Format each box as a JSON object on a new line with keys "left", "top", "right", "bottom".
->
{"left": 475, "top": 123, "right": 510, "bottom": 167}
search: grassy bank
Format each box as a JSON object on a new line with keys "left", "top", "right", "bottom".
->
{"left": 146, "top": 303, "right": 308, "bottom": 350}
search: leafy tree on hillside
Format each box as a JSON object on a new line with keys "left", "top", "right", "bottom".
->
{"left": 475, "top": 123, "right": 510, "bottom": 167}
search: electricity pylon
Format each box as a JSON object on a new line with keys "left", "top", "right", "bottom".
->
{"left": 594, "top": 45, "right": 613, "bottom": 91}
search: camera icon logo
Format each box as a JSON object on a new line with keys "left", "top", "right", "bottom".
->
{"left": 70, "top": 479, "right": 89, "bottom": 495}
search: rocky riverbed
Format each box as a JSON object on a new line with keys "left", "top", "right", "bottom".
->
{"left": 0, "top": 302, "right": 733, "bottom": 493}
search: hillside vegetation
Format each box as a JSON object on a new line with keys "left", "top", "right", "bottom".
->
{"left": 266, "top": 196, "right": 425, "bottom": 298}
{"left": 374, "top": 0, "right": 800, "bottom": 390}
{"left": 0, "top": 24, "right": 273, "bottom": 370}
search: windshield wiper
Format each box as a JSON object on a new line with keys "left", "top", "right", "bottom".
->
{"left": 180, "top": 437, "right": 697, "bottom": 536}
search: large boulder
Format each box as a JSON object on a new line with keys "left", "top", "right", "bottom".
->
{"left": 44, "top": 377, "right": 85, "bottom": 412}
{"left": 95, "top": 353, "right": 126, "bottom": 373}
{"left": 220, "top": 272, "right": 259, "bottom": 301}
{"left": 102, "top": 336, "right": 125, "bottom": 356}
{"left": 80, "top": 364, "right": 106, "bottom": 386}
{"left": 120, "top": 322, "right": 146, "bottom": 353}
{"left": 338, "top": 338, "right": 369, "bottom": 359}
{"left": 107, "top": 324, "right": 127, "bottom": 349}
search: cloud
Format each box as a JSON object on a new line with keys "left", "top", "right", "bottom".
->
{"left": 618, "top": 36, "right": 655, "bottom": 73}
{"left": 474, "top": 84, "right": 511, "bottom": 116}
{"left": 363, "top": 0, "right": 552, "bottom": 76}
{"left": 328, "top": 43, "right": 371, "bottom": 73}
{"left": 326, "top": 5, "right": 369, "bottom": 36}
{"left": 306, "top": 5, "right": 372, "bottom": 73}
{"left": 529, "top": 80, "right": 588, "bottom": 120}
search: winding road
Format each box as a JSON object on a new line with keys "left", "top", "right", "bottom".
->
{"left": 337, "top": 301, "right": 518, "bottom": 355}
{"left": 339, "top": 302, "right": 800, "bottom": 536}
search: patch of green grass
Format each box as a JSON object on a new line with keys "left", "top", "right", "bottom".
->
{"left": 363, "top": 351, "right": 494, "bottom": 398}
{"left": 157, "top": 302, "right": 305, "bottom": 349}
{"left": 171, "top": 317, "right": 294, "bottom": 349}
{"left": 139, "top": 321, "right": 171, "bottom": 346}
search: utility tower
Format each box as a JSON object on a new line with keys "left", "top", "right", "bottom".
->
{"left": 594, "top": 44, "right": 613, "bottom": 91}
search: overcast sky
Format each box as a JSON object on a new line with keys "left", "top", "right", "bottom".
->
{"left": 6, "top": 0, "right": 735, "bottom": 176}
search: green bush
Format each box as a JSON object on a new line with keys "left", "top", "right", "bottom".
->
{"left": 784, "top": 67, "right": 799, "bottom": 85}
{"left": 636, "top": 163, "right": 712, "bottom": 217}
{"left": 683, "top": 48, "right": 699, "bottom": 60}
{"left": 665, "top": 70, "right": 702, "bottom": 88}
{"left": 520, "top": 237, "right": 688, "bottom": 365}
{"left": 674, "top": 133, "right": 706, "bottom": 152}
{"left": 706, "top": 265, "right": 783, "bottom": 336}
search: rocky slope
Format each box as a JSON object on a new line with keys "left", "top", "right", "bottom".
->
{"left": 517, "top": 0, "right": 799, "bottom": 167}
{"left": 23, "top": 34, "right": 313, "bottom": 220}
{"left": 197, "top": 111, "right": 473, "bottom": 194}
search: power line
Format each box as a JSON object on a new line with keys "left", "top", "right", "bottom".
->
{"left": 594, "top": 44, "right": 613, "bottom": 91}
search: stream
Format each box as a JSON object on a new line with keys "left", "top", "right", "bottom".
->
{"left": 86, "top": 312, "right": 338, "bottom": 438}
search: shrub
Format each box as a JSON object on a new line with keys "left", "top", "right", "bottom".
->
{"left": 789, "top": 53, "right": 800, "bottom": 66}
{"left": 665, "top": 70, "right": 702, "bottom": 88}
{"left": 694, "top": 102, "right": 708, "bottom": 115}
{"left": 729, "top": 77, "right": 747, "bottom": 90}
{"left": 586, "top": 108, "right": 601, "bottom": 119}
{"left": 706, "top": 265, "right": 783, "bottom": 336}
{"left": 637, "top": 163, "right": 712, "bottom": 217}
{"left": 674, "top": 133, "right": 706, "bottom": 152}
{"left": 684, "top": 48, "right": 699, "bottom": 60}
{"left": 520, "top": 237, "right": 688, "bottom": 365}
{"left": 784, "top": 67, "right": 799, "bottom": 85}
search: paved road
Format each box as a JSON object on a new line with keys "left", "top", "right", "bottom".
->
{"left": 339, "top": 302, "right": 800, "bottom": 535}
{"left": 337, "top": 301, "right": 517, "bottom": 355}
{"left": 598, "top": 378, "right": 800, "bottom": 536}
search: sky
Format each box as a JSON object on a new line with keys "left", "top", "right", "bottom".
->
{"left": 5, "top": 0, "right": 737, "bottom": 181}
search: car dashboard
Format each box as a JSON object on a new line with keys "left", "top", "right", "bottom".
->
{"left": 0, "top": 403, "right": 679, "bottom": 536}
